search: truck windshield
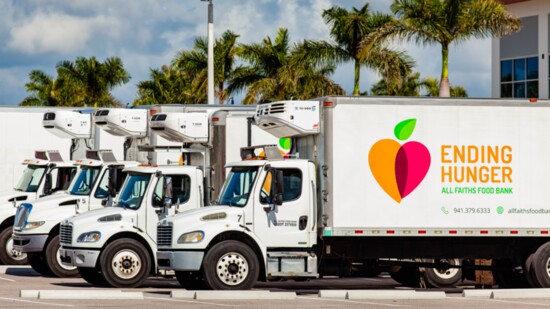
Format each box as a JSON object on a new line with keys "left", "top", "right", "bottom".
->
{"left": 116, "top": 173, "right": 151, "bottom": 210}
{"left": 217, "top": 166, "right": 258, "bottom": 207}
{"left": 69, "top": 166, "right": 101, "bottom": 196}
{"left": 14, "top": 165, "right": 46, "bottom": 192}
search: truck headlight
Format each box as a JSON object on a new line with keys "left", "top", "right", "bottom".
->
{"left": 77, "top": 231, "right": 101, "bottom": 243}
{"left": 24, "top": 221, "right": 45, "bottom": 230}
{"left": 177, "top": 231, "right": 204, "bottom": 243}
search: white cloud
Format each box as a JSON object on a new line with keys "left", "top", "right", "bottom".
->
{"left": 8, "top": 12, "right": 120, "bottom": 55}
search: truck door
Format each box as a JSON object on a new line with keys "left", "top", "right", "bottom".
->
{"left": 146, "top": 174, "right": 192, "bottom": 243}
{"left": 252, "top": 164, "right": 311, "bottom": 248}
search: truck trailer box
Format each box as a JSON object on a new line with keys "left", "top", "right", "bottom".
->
{"left": 304, "top": 97, "right": 548, "bottom": 234}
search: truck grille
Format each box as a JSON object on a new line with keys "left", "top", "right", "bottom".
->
{"left": 13, "top": 203, "right": 32, "bottom": 230}
{"left": 60, "top": 224, "right": 73, "bottom": 245}
{"left": 157, "top": 225, "right": 173, "bottom": 246}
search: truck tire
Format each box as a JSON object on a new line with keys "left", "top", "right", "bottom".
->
{"left": 525, "top": 254, "right": 541, "bottom": 288}
{"left": 0, "top": 227, "right": 27, "bottom": 265}
{"left": 44, "top": 235, "right": 79, "bottom": 278}
{"left": 99, "top": 239, "right": 151, "bottom": 288}
{"left": 28, "top": 252, "right": 54, "bottom": 276}
{"left": 531, "top": 242, "right": 550, "bottom": 287}
{"left": 78, "top": 267, "right": 111, "bottom": 287}
{"left": 175, "top": 271, "right": 207, "bottom": 290}
{"left": 423, "top": 258, "right": 462, "bottom": 288}
{"left": 492, "top": 258, "right": 529, "bottom": 288}
{"left": 389, "top": 266, "right": 421, "bottom": 287}
{"left": 202, "top": 240, "right": 259, "bottom": 290}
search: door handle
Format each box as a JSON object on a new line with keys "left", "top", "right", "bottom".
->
{"left": 299, "top": 216, "right": 308, "bottom": 230}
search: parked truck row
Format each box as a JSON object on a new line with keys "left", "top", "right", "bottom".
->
{"left": 7, "top": 97, "right": 550, "bottom": 291}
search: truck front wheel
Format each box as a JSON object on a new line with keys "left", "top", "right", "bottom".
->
{"left": 0, "top": 227, "right": 27, "bottom": 265}
{"left": 202, "top": 240, "right": 259, "bottom": 290}
{"left": 45, "top": 235, "right": 79, "bottom": 277}
{"left": 175, "top": 271, "right": 207, "bottom": 290}
{"left": 99, "top": 239, "right": 151, "bottom": 288}
{"left": 28, "top": 252, "right": 53, "bottom": 276}
{"left": 531, "top": 242, "right": 550, "bottom": 287}
{"left": 78, "top": 267, "right": 110, "bottom": 287}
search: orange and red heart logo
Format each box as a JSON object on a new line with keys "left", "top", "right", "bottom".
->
{"left": 368, "top": 119, "right": 431, "bottom": 203}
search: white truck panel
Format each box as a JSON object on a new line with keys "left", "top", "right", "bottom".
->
{"left": 0, "top": 109, "right": 72, "bottom": 190}
{"left": 326, "top": 101, "right": 549, "bottom": 230}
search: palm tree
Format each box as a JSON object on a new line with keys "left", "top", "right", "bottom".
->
{"left": 423, "top": 77, "right": 469, "bottom": 97}
{"left": 173, "top": 30, "right": 239, "bottom": 104}
{"left": 294, "top": 3, "right": 414, "bottom": 96}
{"left": 367, "top": 0, "right": 520, "bottom": 97}
{"left": 229, "top": 28, "right": 344, "bottom": 104}
{"left": 370, "top": 72, "right": 425, "bottom": 96}
{"left": 57, "top": 56, "right": 130, "bottom": 107}
{"left": 20, "top": 70, "right": 83, "bottom": 106}
{"left": 134, "top": 65, "right": 202, "bottom": 105}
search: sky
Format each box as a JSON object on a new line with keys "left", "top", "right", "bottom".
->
{"left": 0, "top": 0, "right": 493, "bottom": 106}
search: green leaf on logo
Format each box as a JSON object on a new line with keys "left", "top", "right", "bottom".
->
{"left": 394, "top": 119, "right": 416, "bottom": 141}
{"left": 279, "top": 137, "right": 291, "bottom": 150}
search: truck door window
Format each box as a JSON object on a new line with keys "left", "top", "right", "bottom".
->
{"left": 116, "top": 173, "right": 151, "bottom": 209}
{"left": 218, "top": 166, "right": 258, "bottom": 207}
{"left": 15, "top": 165, "right": 46, "bottom": 192}
{"left": 53, "top": 167, "right": 77, "bottom": 191}
{"left": 152, "top": 174, "right": 191, "bottom": 207}
{"left": 69, "top": 166, "right": 101, "bottom": 196}
{"left": 94, "top": 167, "right": 126, "bottom": 199}
{"left": 260, "top": 169, "right": 302, "bottom": 204}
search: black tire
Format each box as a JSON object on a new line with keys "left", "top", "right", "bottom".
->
{"left": 44, "top": 235, "right": 79, "bottom": 278}
{"left": 175, "top": 271, "right": 208, "bottom": 290}
{"left": 78, "top": 267, "right": 111, "bottom": 287}
{"left": 423, "top": 258, "right": 463, "bottom": 288}
{"left": 202, "top": 240, "right": 259, "bottom": 290}
{"left": 27, "top": 252, "right": 53, "bottom": 276}
{"left": 99, "top": 239, "right": 151, "bottom": 288}
{"left": 0, "top": 227, "right": 27, "bottom": 265}
{"left": 524, "top": 254, "right": 540, "bottom": 288}
{"left": 492, "top": 258, "right": 529, "bottom": 288}
{"left": 390, "top": 266, "right": 421, "bottom": 287}
{"left": 531, "top": 242, "right": 550, "bottom": 287}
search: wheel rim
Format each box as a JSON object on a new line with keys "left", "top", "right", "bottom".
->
{"left": 6, "top": 237, "right": 27, "bottom": 261}
{"left": 432, "top": 259, "right": 461, "bottom": 280}
{"left": 545, "top": 257, "right": 550, "bottom": 279}
{"left": 111, "top": 249, "right": 141, "bottom": 280}
{"left": 56, "top": 248, "right": 77, "bottom": 271}
{"left": 215, "top": 252, "right": 249, "bottom": 286}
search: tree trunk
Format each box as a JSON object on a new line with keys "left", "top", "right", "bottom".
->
{"left": 439, "top": 44, "right": 451, "bottom": 97}
{"left": 353, "top": 59, "right": 361, "bottom": 96}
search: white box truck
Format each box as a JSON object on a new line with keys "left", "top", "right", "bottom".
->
{"left": 0, "top": 150, "right": 77, "bottom": 265}
{"left": 59, "top": 107, "right": 285, "bottom": 288}
{"left": 155, "top": 97, "right": 550, "bottom": 290}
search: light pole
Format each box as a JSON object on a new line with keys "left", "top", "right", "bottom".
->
{"left": 201, "top": 0, "right": 214, "bottom": 105}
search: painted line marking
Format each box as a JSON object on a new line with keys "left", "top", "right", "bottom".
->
{"left": 0, "top": 276, "right": 15, "bottom": 282}
{"left": 144, "top": 296, "right": 236, "bottom": 307}
{"left": 0, "top": 297, "right": 74, "bottom": 307}
{"left": 451, "top": 296, "right": 550, "bottom": 307}
{"left": 301, "top": 295, "right": 411, "bottom": 307}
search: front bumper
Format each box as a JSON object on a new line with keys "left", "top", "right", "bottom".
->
{"left": 59, "top": 248, "right": 100, "bottom": 268}
{"left": 156, "top": 250, "right": 204, "bottom": 271}
{"left": 12, "top": 233, "right": 48, "bottom": 253}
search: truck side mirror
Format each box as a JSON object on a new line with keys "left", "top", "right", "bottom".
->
{"left": 264, "top": 169, "right": 284, "bottom": 213}
{"left": 108, "top": 167, "right": 118, "bottom": 197}
{"left": 42, "top": 173, "right": 52, "bottom": 197}
{"left": 272, "top": 169, "right": 284, "bottom": 206}
{"left": 163, "top": 176, "right": 173, "bottom": 208}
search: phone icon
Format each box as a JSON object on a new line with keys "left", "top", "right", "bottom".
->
{"left": 441, "top": 206, "right": 449, "bottom": 215}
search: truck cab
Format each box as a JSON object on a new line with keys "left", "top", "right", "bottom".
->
{"left": 157, "top": 146, "right": 318, "bottom": 290}
{"left": 59, "top": 165, "right": 203, "bottom": 288}
{"left": 0, "top": 150, "right": 76, "bottom": 265}
{"left": 12, "top": 150, "right": 138, "bottom": 277}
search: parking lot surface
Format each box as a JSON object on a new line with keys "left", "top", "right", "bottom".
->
{"left": 2, "top": 266, "right": 550, "bottom": 308}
